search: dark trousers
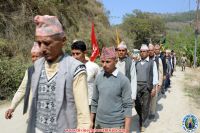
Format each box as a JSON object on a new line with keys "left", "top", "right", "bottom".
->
{"left": 135, "top": 84, "right": 151, "bottom": 127}
{"left": 161, "top": 79, "right": 166, "bottom": 94}
{"left": 165, "top": 74, "right": 171, "bottom": 89}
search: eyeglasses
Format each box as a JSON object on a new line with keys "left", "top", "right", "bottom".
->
{"left": 140, "top": 51, "right": 147, "bottom": 53}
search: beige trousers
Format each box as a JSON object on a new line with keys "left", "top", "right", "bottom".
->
{"left": 149, "top": 87, "right": 158, "bottom": 115}
{"left": 95, "top": 124, "right": 125, "bottom": 133}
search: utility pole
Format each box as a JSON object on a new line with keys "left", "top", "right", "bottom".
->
{"left": 194, "top": 0, "right": 200, "bottom": 68}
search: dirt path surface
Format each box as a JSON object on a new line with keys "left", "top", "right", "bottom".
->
{"left": 0, "top": 101, "right": 27, "bottom": 133}
{"left": 131, "top": 67, "right": 200, "bottom": 133}
{"left": 0, "top": 67, "right": 199, "bottom": 133}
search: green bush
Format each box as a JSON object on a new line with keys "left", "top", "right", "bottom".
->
{"left": 0, "top": 57, "right": 30, "bottom": 99}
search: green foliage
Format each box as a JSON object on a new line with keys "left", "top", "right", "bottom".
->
{"left": 165, "top": 26, "right": 200, "bottom": 66}
{"left": 156, "top": 10, "right": 200, "bottom": 67}
{"left": 119, "top": 10, "right": 200, "bottom": 67}
{"left": 0, "top": 57, "right": 30, "bottom": 99}
{"left": 121, "top": 10, "right": 166, "bottom": 49}
{"left": 0, "top": 0, "right": 113, "bottom": 57}
{"left": 0, "top": 0, "right": 113, "bottom": 98}
{"left": 161, "top": 11, "right": 196, "bottom": 23}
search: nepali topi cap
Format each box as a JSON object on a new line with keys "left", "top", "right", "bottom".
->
{"left": 34, "top": 15, "right": 64, "bottom": 37}
{"left": 166, "top": 49, "right": 171, "bottom": 53}
{"left": 117, "top": 41, "right": 127, "bottom": 49}
{"left": 100, "top": 46, "right": 116, "bottom": 60}
{"left": 140, "top": 44, "right": 149, "bottom": 51}
{"left": 148, "top": 43, "right": 154, "bottom": 48}
{"left": 31, "top": 42, "right": 41, "bottom": 54}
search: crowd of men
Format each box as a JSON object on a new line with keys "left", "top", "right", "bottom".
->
{"left": 4, "top": 15, "right": 177, "bottom": 133}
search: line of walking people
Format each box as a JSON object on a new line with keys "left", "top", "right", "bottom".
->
{"left": 115, "top": 42, "right": 174, "bottom": 132}
{"left": 4, "top": 15, "right": 175, "bottom": 133}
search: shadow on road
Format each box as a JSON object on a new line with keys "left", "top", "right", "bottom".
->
{"left": 130, "top": 95, "right": 165, "bottom": 133}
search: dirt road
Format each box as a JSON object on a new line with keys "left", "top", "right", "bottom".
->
{"left": 131, "top": 67, "right": 200, "bottom": 133}
{"left": 0, "top": 67, "right": 199, "bottom": 133}
{"left": 0, "top": 101, "right": 27, "bottom": 133}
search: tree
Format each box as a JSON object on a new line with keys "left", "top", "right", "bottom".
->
{"left": 166, "top": 25, "right": 200, "bottom": 66}
{"left": 121, "top": 10, "right": 166, "bottom": 49}
{"left": 0, "top": 0, "right": 113, "bottom": 98}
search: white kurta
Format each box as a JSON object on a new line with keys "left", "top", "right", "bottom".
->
{"left": 116, "top": 59, "right": 137, "bottom": 100}
{"left": 85, "top": 61, "right": 100, "bottom": 105}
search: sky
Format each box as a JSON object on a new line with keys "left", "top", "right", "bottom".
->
{"left": 101, "top": 0, "right": 197, "bottom": 25}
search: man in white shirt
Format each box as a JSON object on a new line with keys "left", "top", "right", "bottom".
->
{"left": 71, "top": 40, "right": 100, "bottom": 110}
{"left": 135, "top": 44, "right": 158, "bottom": 132}
{"left": 148, "top": 44, "right": 163, "bottom": 120}
{"left": 116, "top": 41, "right": 137, "bottom": 105}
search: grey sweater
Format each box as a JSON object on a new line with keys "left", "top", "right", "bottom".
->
{"left": 91, "top": 70, "right": 132, "bottom": 128}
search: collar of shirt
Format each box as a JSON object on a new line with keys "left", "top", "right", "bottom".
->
{"left": 103, "top": 68, "right": 118, "bottom": 78}
{"left": 156, "top": 54, "right": 161, "bottom": 57}
{"left": 45, "top": 54, "right": 64, "bottom": 68}
{"left": 139, "top": 56, "right": 150, "bottom": 62}
{"left": 44, "top": 54, "right": 64, "bottom": 80}
{"left": 118, "top": 56, "right": 128, "bottom": 62}
{"left": 150, "top": 56, "right": 155, "bottom": 60}
{"left": 112, "top": 68, "right": 118, "bottom": 77}
{"left": 118, "top": 57, "right": 126, "bottom": 62}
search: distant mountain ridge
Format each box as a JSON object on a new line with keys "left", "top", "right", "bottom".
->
{"left": 148, "top": 10, "right": 196, "bottom": 23}
{"left": 152, "top": 11, "right": 197, "bottom": 31}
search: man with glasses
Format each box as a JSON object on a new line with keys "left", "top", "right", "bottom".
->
{"left": 135, "top": 44, "right": 158, "bottom": 132}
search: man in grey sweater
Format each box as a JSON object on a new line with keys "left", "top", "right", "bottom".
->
{"left": 90, "top": 46, "right": 132, "bottom": 133}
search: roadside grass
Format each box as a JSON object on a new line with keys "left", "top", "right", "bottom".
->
{"left": 0, "top": 100, "right": 7, "bottom": 106}
{"left": 184, "top": 68, "right": 200, "bottom": 105}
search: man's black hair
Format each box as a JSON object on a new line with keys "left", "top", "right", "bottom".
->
{"left": 71, "top": 41, "right": 86, "bottom": 52}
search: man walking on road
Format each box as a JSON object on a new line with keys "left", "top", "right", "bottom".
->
{"left": 116, "top": 41, "right": 137, "bottom": 106}
{"left": 27, "top": 15, "right": 90, "bottom": 133}
{"left": 91, "top": 46, "right": 132, "bottom": 133}
{"left": 165, "top": 50, "right": 172, "bottom": 89}
{"left": 154, "top": 44, "right": 166, "bottom": 94}
{"left": 135, "top": 44, "right": 158, "bottom": 132}
{"left": 71, "top": 40, "right": 100, "bottom": 111}
{"left": 148, "top": 44, "right": 162, "bottom": 120}
{"left": 181, "top": 54, "right": 187, "bottom": 71}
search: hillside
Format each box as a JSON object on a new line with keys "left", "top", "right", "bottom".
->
{"left": 145, "top": 11, "right": 197, "bottom": 31}
{"left": 0, "top": 0, "right": 114, "bottom": 99}
{"left": 158, "top": 11, "right": 200, "bottom": 67}
{"left": 160, "top": 11, "right": 196, "bottom": 23}
{"left": 0, "top": 0, "right": 114, "bottom": 58}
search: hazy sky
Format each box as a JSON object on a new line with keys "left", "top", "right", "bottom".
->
{"left": 101, "top": 0, "right": 197, "bottom": 25}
